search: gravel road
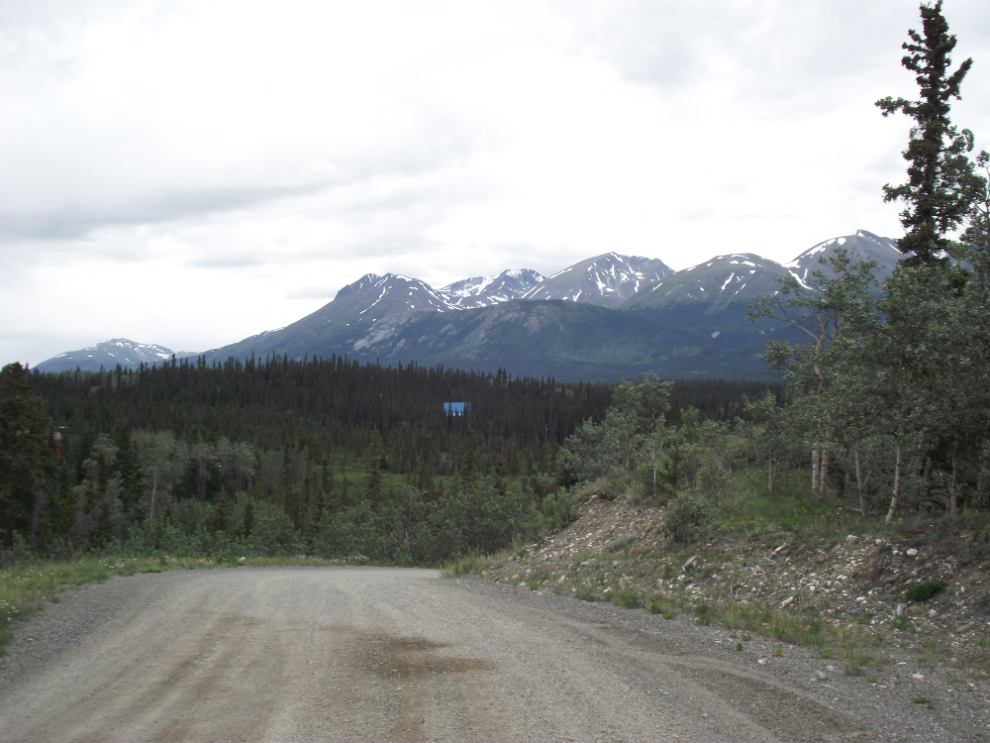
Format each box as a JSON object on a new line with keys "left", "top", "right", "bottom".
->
{"left": 0, "top": 566, "right": 982, "bottom": 742}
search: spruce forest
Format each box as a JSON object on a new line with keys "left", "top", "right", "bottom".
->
{"left": 0, "top": 357, "right": 772, "bottom": 563}
{"left": 2, "top": 1, "right": 990, "bottom": 568}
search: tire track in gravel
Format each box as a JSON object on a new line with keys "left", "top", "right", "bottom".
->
{"left": 0, "top": 566, "right": 881, "bottom": 742}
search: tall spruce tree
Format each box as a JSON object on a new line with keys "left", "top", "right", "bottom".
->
{"left": 364, "top": 430, "right": 384, "bottom": 504}
{"left": 0, "top": 363, "right": 53, "bottom": 549}
{"left": 876, "top": 1, "right": 982, "bottom": 264}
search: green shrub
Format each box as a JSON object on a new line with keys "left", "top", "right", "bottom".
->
{"left": 694, "top": 601, "right": 713, "bottom": 626}
{"left": 613, "top": 590, "right": 642, "bottom": 609}
{"left": 904, "top": 580, "right": 947, "bottom": 602}
{"left": 0, "top": 533, "right": 33, "bottom": 569}
{"left": 890, "top": 615, "right": 912, "bottom": 631}
{"left": 575, "top": 587, "right": 601, "bottom": 602}
{"left": 536, "top": 489, "right": 579, "bottom": 533}
{"left": 608, "top": 537, "right": 632, "bottom": 554}
{"left": 664, "top": 492, "right": 721, "bottom": 544}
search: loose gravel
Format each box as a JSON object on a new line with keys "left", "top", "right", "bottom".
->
{"left": 0, "top": 567, "right": 986, "bottom": 741}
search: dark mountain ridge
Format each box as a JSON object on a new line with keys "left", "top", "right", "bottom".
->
{"left": 36, "top": 232, "right": 902, "bottom": 380}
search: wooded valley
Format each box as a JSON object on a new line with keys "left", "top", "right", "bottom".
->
{"left": 2, "top": 1, "right": 990, "bottom": 570}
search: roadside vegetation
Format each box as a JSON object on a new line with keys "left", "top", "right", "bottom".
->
{"left": 0, "top": 553, "right": 361, "bottom": 654}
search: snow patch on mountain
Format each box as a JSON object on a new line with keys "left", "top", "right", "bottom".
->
{"left": 521, "top": 253, "right": 673, "bottom": 307}
{"left": 35, "top": 339, "right": 193, "bottom": 373}
{"left": 439, "top": 269, "right": 544, "bottom": 309}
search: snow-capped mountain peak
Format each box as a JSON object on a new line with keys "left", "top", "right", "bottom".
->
{"left": 34, "top": 338, "right": 189, "bottom": 373}
{"left": 330, "top": 273, "right": 460, "bottom": 317}
{"left": 521, "top": 253, "right": 673, "bottom": 308}
{"left": 439, "top": 269, "right": 544, "bottom": 308}
{"left": 784, "top": 230, "right": 902, "bottom": 286}
{"left": 632, "top": 253, "right": 785, "bottom": 308}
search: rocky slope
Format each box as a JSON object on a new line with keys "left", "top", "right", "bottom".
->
{"left": 482, "top": 493, "right": 990, "bottom": 689}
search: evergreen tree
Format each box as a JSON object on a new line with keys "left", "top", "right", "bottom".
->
{"left": 364, "top": 430, "right": 384, "bottom": 504}
{"left": 302, "top": 487, "right": 325, "bottom": 547}
{"left": 49, "top": 463, "right": 78, "bottom": 547}
{"left": 241, "top": 498, "right": 255, "bottom": 539}
{"left": 73, "top": 439, "right": 120, "bottom": 550}
{"left": 876, "top": 1, "right": 983, "bottom": 264}
{"left": 0, "top": 363, "right": 53, "bottom": 548}
{"left": 113, "top": 424, "right": 144, "bottom": 520}
{"left": 212, "top": 491, "right": 233, "bottom": 533}
{"left": 460, "top": 425, "right": 477, "bottom": 486}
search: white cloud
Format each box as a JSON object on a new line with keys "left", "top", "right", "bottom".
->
{"left": 2, "top": 0, "right": 989, "bottom": 365}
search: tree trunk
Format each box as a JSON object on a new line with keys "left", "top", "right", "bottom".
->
{"left": 950, "top": 438, "right": 960, "bottom": 516}
{"left": 29, "top": 483, "right": 45, "bottom": 551}
{"left": 819, "top": 448, "right": 830, "bottom": 501}
{"left": 818, "top": 431, "right": 834, "bottom": 501}
{"left": 885, "top": 445, "right": 904, "bottom": 524}
{"left": 811, "top": 448, "right": 820, "bottom": 501}
{"left": 149, "top": 479, "right": 159, "bottom": 522}
{"left": 981, "top": 412, "right": 990, "bottom": 502}
{"left": 854, "top": 439, "right": 870, "bottom": 520}
{"left": 768, "top": 457, "right": 776, "bottom": 497}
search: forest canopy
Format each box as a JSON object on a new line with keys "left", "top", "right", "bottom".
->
{"left": 2, "top": 1, "right": 988, "bottom": 565}
{"left": 0, "top": 354, "right": 770, "bottom": 563}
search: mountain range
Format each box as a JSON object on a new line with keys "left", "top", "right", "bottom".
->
{"left": 34, "top": 230, "right": 902, "bottom": 380}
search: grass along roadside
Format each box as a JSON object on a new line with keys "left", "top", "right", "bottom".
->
{"left": 444, "top": 518, "right": 990, "bottom": 688}
{"left": 447, "top": 551, "right": 893, "bottom": 675}
{"left": 0, "top": 553, "right": 362, "bottom": 655}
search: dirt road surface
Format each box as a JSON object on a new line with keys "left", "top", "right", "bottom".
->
{"left": 0, "top": 567, "right": 947, "bottom": 741}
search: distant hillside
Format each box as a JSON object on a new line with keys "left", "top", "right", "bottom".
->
{"left": 784, "top": 229, "right": 901, "bottom": 287}
{"left": 34, "top": 339, "right": 197, "bottom": 373}
{"left": 325, "top": 299, "right": 737, "bottom": 381}
{"left": 202, "top": 296, "right": 746, "bottom": 381}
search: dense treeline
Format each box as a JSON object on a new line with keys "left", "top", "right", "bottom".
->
{"left": 1, "top": 352, "right": 770, "bottom": 562}
{"left": 31, "top": 355, "right": 613, "bottom": 480}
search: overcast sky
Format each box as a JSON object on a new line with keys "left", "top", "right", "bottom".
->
{"left": 3, "top": 0, "right": 990, "bottom": 366}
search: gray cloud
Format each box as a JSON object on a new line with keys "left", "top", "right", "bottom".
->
{"left": 564, "top": 1, "right": 989, "bottom": 112}
{"left": 0, "top": 183, "right": 330, "bottom": 243}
